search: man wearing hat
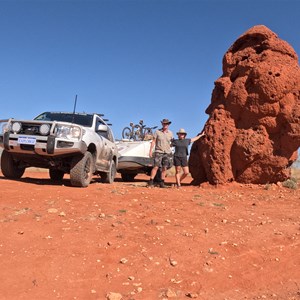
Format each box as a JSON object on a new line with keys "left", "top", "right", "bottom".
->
{"left": 148, "top": 118, "right": 173, "bottom": 188}
{"left": 172, "top": 128, "right": 204, "bottom": 188}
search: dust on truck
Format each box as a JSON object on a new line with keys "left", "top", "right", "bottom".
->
{"left": 0, "top": 111, "right": 118, "bottom": 187}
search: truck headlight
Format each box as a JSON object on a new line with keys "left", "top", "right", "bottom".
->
{"left": 11, "top": 122, "right": 22, "bottom": 133}
{"left": 55, "top": 124, "right": 81, "bottom": 140}
{"left": 39, "top": 124, "right": 51, "bottom": 136}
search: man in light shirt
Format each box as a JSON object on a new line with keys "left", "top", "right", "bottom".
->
{"left": 148, "top": 118, "right": 173, "bottom": 188}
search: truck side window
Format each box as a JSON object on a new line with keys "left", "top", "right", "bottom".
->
{"left": 106, "top": 128, "right": 114, "bottom": 142}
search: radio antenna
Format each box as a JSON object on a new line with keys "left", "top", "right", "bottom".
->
{"left": 73, "top": 94, "right": 78, "bottom": 114}
{"left": 72, "top": 94, "right": 77, "bottom": 123}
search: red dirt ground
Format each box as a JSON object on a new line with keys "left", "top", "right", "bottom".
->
{"left": 0, "top": 170, "right": 300, "bottom": 300}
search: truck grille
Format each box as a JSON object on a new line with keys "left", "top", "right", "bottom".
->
{"left": 22, "top": 124, "right": 40, "bottom": 135}
{"left": 11, "top": 122, "right": 52, "bottom": 137}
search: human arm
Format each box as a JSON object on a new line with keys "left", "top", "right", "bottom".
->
{"left": 149, "top": 138, "right": 156, "bottom": 157}
{"left": 191, "top": 132, "right": 205, "bottom": 143}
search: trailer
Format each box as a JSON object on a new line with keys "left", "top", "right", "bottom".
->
{"left": 116, "top": 139, "right": 154, "bottom": 181}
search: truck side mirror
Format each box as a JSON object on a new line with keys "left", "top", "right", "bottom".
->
{"left": 97, "top": 124, "right": 108, "bottom": 132}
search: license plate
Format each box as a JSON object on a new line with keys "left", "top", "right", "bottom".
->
{"left": 17, "top": 136, "right": 36, "bottom": 145}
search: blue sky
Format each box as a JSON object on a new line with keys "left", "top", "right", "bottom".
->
{"left": 1, "top": 0, "right": 299, "bottom": 140}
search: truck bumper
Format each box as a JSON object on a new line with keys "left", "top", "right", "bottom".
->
{"left": 2, "top": 132, "right": 87, "bottom": 156}
{"left": 117, "top": 156, "right": 154, "bottom": 171}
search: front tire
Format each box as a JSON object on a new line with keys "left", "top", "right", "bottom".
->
{"left": 49, "top": 169, "right": 65, "bottom": 181}
{"left": 1, "top": 150, "right": 25, "bottom": 179}
{"left": 101, "top": 160, "right": 116, "bottom": 183}
{"left": 70, "top": 152, "right": 93, "bottom": 187}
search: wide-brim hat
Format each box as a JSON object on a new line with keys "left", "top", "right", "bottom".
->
{"left": 177, "top": 128, "right": 187, "bottom": 135}
{"left": 161, "top": 118, "right": 172, "bottom": 125}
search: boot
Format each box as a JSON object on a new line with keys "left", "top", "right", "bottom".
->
{"left": 148, "top": 179, "right": 154, "bottom": 187}
{"left": 159, "top": 180, "right": 166, "bottom": 188}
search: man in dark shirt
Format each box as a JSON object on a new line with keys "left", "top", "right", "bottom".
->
{"left": 172, "top": 128, "right": 204, "bottom": 188}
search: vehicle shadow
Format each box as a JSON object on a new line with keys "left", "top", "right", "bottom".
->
{"left": 114, "top": 177, "right": 148, "bottom": 183}
{"left": 0, "top": 175, "right": 128, "bottom": 187}
{"left": 0, "top": 175, "right": 73, "bottom": 186}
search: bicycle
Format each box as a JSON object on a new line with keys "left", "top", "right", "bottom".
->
{"left": 135, "top": 120, "right": 158, "bottom": 140}
{"left": 122, "top": 120, "right": 158, "bottom": 141}
{"left": 122, "top": 122, "right": 142, "bottom": 140}
{"left": 142, "top": 125, "right": 158, "bottom": 139}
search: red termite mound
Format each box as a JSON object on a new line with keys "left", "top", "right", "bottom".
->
{"left": 189, "top": 25, "right": 300, "bottom": 184}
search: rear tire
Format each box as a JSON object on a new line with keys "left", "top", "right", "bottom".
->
{"left": 101, "top": 160, "right": 116, "bottom": 183}
{"left": 49, "top": 169, "right": 65, "bottom": 181}
{"left": 121, "top": 172, "right": 137, "bottom": 182}
{"left": 1, "top": 150, "right": 25, "bottom": 179}
{"left": 70, "top": 152, "right": 93, "bottom": 187}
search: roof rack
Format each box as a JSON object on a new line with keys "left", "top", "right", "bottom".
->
{"left": 101, "top": 116, "right": 112, "bottom": 126}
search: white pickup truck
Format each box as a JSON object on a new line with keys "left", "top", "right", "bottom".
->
{"left": 0, "top": 111, "right": 118, "bottom": 187}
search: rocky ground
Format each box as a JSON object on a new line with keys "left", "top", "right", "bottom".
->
{"left": 0, "top": 170, "right": 300, "bottom": 300}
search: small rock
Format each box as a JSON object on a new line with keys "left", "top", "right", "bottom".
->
{"left": 120, "top": 258, "right": 128, "bottom": 264}
{"left": 170, "top": 278, "right": 182, "bottom": 284}
{"left": 106, "top": 292, "right": 122, "bottom": 300}
{"left": 128, "top": 276, "right": 135, "bottom": 281}
{"left": 169, "top": 259, "right": 177, "bottom": 267}
{"left": 165, "top": 288, "right": 177, "bottom": 297}
{"left": 186, "top": 292, "right": 199, "bottom": 298}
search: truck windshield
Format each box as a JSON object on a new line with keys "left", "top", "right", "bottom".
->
{"left": 34, "top": 112, "right": 93, "bottom": 127}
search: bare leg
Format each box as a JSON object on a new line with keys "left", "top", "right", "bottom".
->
{"left": 161, "top": 167, "right": 167, "bottom": 181}
{"left": 180, "top": 166, "right": 189, "bottom": 183}
{"left": 150, "top": 166, "right": 159, "bottom": 180}
{"left": 175, "top": 166, "right": 181, "bottom": 186}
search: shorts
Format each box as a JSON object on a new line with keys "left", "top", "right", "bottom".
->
{"left": 153, "top": 152, "right": 173, "bottom": 168}
{"left": 174, "top": 156, "right": 188, "bottom": 167}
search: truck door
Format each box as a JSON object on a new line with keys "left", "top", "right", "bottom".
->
{"left": 95, "top": 118, "right": 114, "bottom": 170}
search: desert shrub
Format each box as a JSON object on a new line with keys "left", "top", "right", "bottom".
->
{"left": 282, "top": 178, "right": 298, "bottom": 190}
{"left": 264, "top": 183, "right": 272, "bottom": 190}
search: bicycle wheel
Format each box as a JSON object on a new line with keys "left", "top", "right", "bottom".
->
{"left": 122, "top": 127, "right": 132, "bottom": 139}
